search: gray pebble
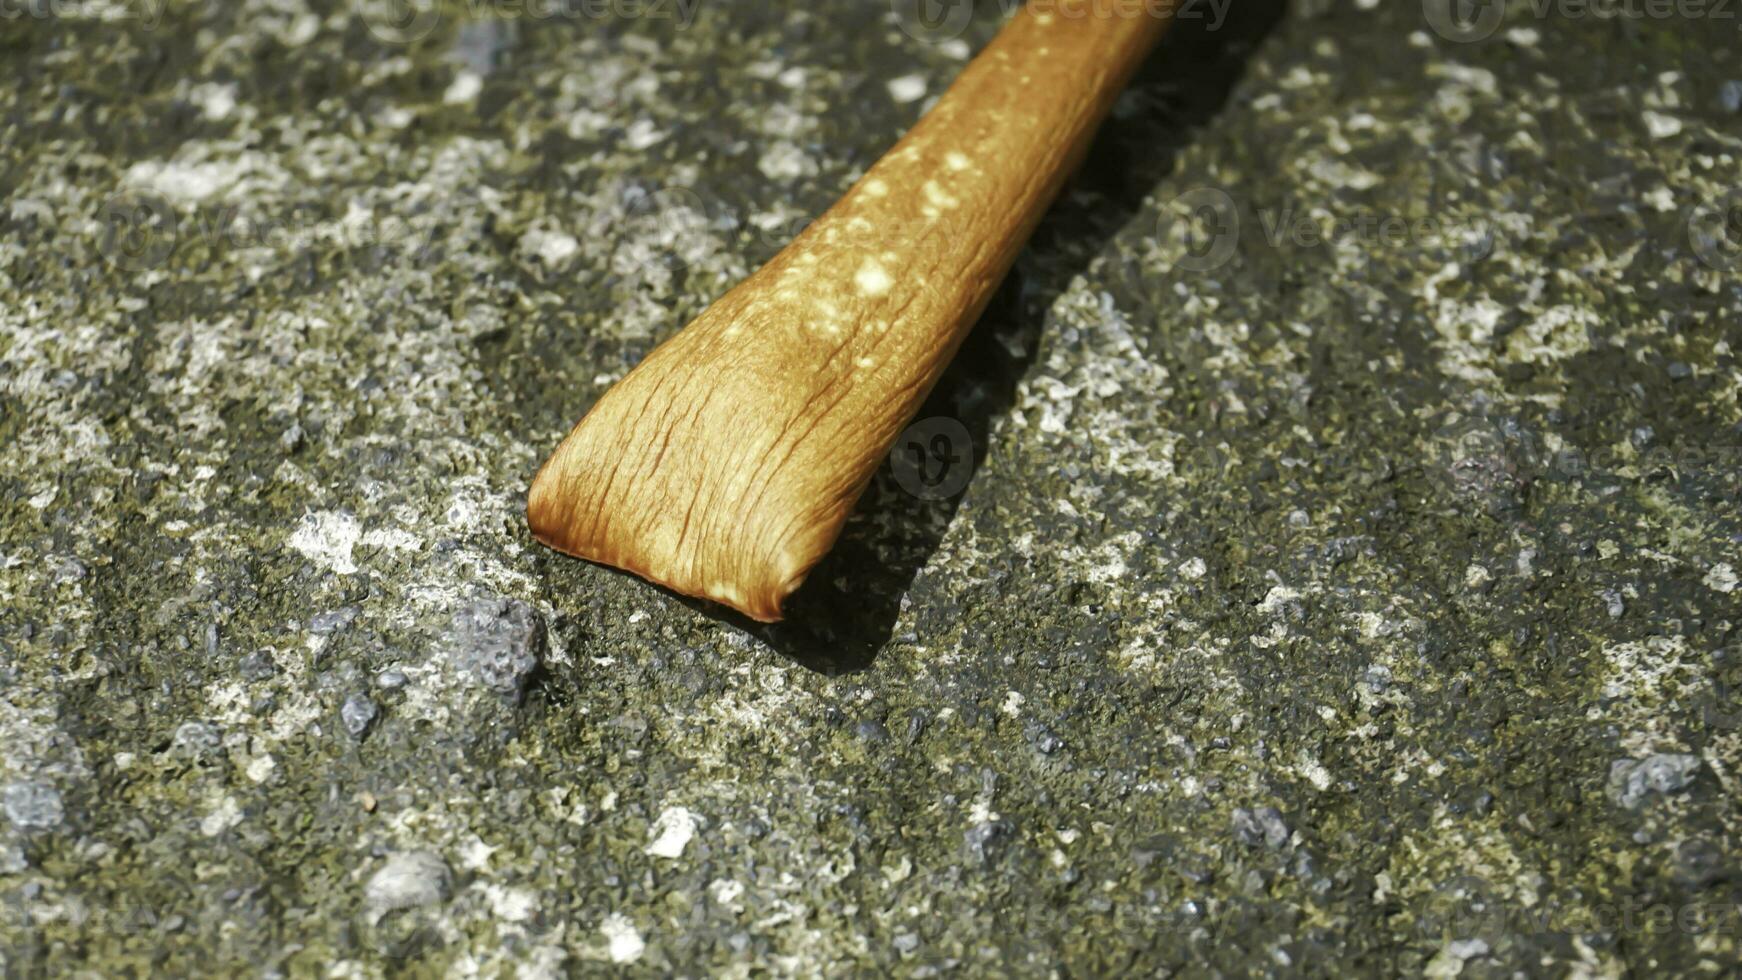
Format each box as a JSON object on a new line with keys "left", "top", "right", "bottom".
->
{"left": 310, "top": 606, "right": 361, "bottom": 635}
{"left": 375, "top": 667, "right": 409, "bottom": 690}
{"left": 963, "top": 820, "right": 1008, "bottom": 865}
{"left": 854, "top": 718, "right": 889, "bottom": 743}
{"left": 239, "top": 649, "right": 278, "bottom": 682}
{"left": 341, "top": 694, "right": 379, "bottom": 738}
{"left": 2, "top": 781, "right": 63, "bottom": 830}
{"left": 1025, "top": 722, "right": 1064, "bottom": 755}
{"left": 1607, "top": 754, "right": 1701, "bottom": 809}
{"left": 445, "top": 597, "right": 545, "bottom": 702}
{"left": 1721, "top": 79, "right": 1742, "bottom": 113}
{"left": 279, "top": 423, "right": 304, "bottom": 452}
{"left": 1231, "top": 806, "right": 1290, "bottom": 849}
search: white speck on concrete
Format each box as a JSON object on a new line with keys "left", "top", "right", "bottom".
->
{"left": 124, "top": 159, "right": 241, "bottom": 203}
{"left": 1705, "top": 563, "right": 1737, "bottom": 594}
{"left": 709, "top": 878, "right": 745, "bottom": 909}
{"left": 758, "top": 140, "right": 817, "bottom": 180}
{"left": 483, "top": 884, "right": 539, "bottom": 923}
{"left": 887, "top": 74, "right": 927, "bottom": 103}
{"left": 624, "top": 118, "right": 665, "bottom": 150}
{"left": 1258, "top": 585, "right": 1303, "bottom": 616}
{"left": 366, "top": 851, "right": 452, "bottom": 916}
{"left": 122, "top": 150, "right": 285, "bottom": 204}
{"left": 1296, "top": 751, "right": 1333, "bottom": 791}
{"left": 644, "top": 805, "right": 698, "bottom": 859}
{"left": 1507, "top": 304, "right": 1595, "bottom": 363}
{"left": 601, "top": 913, "right": 644, "bottom": 963}
{"left": 458, "top": 833, "right": 500, "bottom": 871}
{"left": 288, "top": 510, "right": 360, "bottom": 575}
{"left": 244, "top": 753, "right": 276, "bottom": 783}
{"left": 1642, "top": 185, "right": 1676, "bottom": 213}
{"left": 1642, "top": 110, "right": 1682, "bottom": 139}
{"left": 189, "top": 81, "right": 237, "bottom": 121}
{"left": 521, "top": 227, "right": 579, "bottom": 267}
{"left": 443, "top": 70, "right": 483, "bottom": 105}
{"left": 200, "top": 794, "right": 243, "bottom": 837}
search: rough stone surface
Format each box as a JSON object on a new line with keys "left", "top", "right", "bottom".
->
{"left": 1, "top": 1, "right": 1739, "bottom": 975}
{"left": 1608, "top": 754, "right": 1704, "bottom": 809}
{"left": 444, "top": 597, "right": 546, "bottom": 702}
{"left": 340, "top": 692, "right": 380, "bottom": 739}
{"left": 1, "top": 783, "right": 63, "bottom": 832}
